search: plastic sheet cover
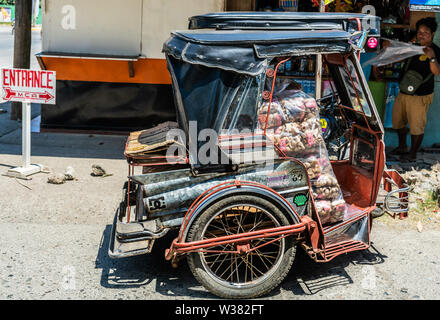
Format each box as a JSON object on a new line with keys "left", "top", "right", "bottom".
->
{"left": 362, "top": 39, "right": 425, "bottom": 67}
{"left": 257, "top": 82, "right": 346, "bottom": 225}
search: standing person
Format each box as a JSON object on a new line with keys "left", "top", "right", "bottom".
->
{"left": 391, "top": 17, "right": 440, "bottom": 161}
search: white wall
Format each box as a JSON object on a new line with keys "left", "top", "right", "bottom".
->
{"left": 42, "top": 0, "right": 143, "bottom": 56}
{"left": 141, "top": 0, "right": 224, "bottom": 58}
{"left": 41, "top": 0, "right": 224, "bottom": 58}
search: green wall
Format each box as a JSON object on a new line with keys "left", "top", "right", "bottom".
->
{"left": 0, "top": 5, "right": 14, "bottom": 22}
{"left": 0, "top": 5, "right": 41, "bottom": 25}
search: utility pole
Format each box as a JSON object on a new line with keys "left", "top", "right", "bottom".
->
{"left": 11, "top": 0, "right": 33, "bottom": 120}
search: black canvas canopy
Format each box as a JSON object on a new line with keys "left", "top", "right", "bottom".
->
{"left": 163, "top": 30, "right": 352, "bottom": 76}
{"left": 188, "top": 12, "right": 380, "bottom": 37}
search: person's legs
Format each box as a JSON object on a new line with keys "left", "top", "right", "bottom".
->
{"left": 391, "top": 93, "right": 409, "bottom": 154}
{"left": 396, "top": 127, "right": 409, "bottom": 152}
{"left": 402, "top": 94, "right": 433, "bottom": 160}
{"left": 408, "top": 134, "right": 424, "bottom": 156}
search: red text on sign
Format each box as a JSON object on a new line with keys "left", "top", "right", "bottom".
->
{"left": 2, "top": 69, "right": 54, "bottom": 90}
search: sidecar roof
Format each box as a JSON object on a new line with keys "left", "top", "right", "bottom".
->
{"left": 163, "top": 29, "right": 352, "bottom": 76}
{"left": 172, "top": 29, "right": 351, "bottom": 45}
{"left": 188, "top": 12, "right": 380, "bottom": 37}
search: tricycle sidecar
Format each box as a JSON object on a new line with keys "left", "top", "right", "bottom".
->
{"left": 109, "top": 12, "right": 408, "bottom": 299}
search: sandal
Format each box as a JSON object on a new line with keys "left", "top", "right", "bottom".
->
{"left": 389, "top": 147, "right": 408, "bottom": 155}
{"left": 400, "top": 153, "right": 417, "bottom": 162}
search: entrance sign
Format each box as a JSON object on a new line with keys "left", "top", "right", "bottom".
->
{"left": 1, "top": 68, "right": 56, "bottom": 179}
{"left": 1, "top": 68, "right": 56, "bottom": 104}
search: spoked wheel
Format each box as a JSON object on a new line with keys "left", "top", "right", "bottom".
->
{"left": 186, "top": 194, "right": 297, "bottom": 299}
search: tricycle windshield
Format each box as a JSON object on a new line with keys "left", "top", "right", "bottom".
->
{"left": 325, "top": 52, "right": 383, "bottom": 134}
{"left": 338, "top": 58, "right": 372, "bottom": 116}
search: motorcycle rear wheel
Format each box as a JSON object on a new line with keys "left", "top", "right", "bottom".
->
{"left": 186, "top": 194, "right": 297, "bottom": 299}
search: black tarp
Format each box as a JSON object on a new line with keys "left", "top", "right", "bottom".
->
{"left": 163, "top": 30, "right": 351, "bottom": 76}
{"left": 188, "top": 12, "right": 380, "bottom": 37}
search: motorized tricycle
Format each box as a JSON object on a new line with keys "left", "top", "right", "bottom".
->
{"left": 108, "top": 12, "right": 408, "bottom": 299}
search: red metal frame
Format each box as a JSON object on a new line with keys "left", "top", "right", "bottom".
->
{"left": 167, "top": 221, "right": 307, "bottom": 257}
{"left": 322, "top": 240, "right": 369, "bottom": 262}
{"left": 349, "top": 124, "right": 385, "bottom": 206}
{"left": 164, "top": 180, "right": 310, "bottom": 261}
{"left": 264, "top": 57, "right": 292, "bottom": 135}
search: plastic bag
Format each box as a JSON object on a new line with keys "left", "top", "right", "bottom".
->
{"left": 257, "top": 86, "right": 346, "bottom": 225}
{"left": 362, "top": 38, "right": 425, "bottom": 67}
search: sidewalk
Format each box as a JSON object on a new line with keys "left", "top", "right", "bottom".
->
{"left": 31, "top": 25, "right": 42, "bottom": 32}
{"left": 0, "top": 100, "right": 129, "bottom": 195}
{"left": 0, "top": 99, "right": 132, "bottom": 225}
{"left": 0, "top": 101, "right": 127, "bottom": 159}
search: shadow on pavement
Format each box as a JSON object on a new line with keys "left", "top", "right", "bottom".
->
{"left": 95, "top": 217, "right": 389, "bottom": 299}
{"left": 282, "top": 242, "right": 387, "bottom": 296}
{"left": 0, "top": 163, "right": 15, "bottom": 169}
{"left": 95, "top": 225, "right": 218, "bottom": 299}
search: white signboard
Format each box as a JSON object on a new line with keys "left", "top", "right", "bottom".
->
{"left": 1, "top": 68, "right": 56, "bottom": 104}
{"left": 1, "top": 68, "right": 56, "bottom": 179}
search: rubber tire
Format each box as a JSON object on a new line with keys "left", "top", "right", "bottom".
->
{"left": 186, "top": 194, "right": 297, "bottom": 299}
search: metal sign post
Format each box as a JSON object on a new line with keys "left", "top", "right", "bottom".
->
{"left": 1, "top": 68, "right": 56, "bottom": 179}
{"left": 7, "top": 99, "right": 43, "bottom": 179}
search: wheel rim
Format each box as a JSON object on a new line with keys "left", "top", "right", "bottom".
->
{"left": 199, "top": 204, "right": 285, "bottom": 288}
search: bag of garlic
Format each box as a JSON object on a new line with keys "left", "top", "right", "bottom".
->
{"left": 258, "top": 88, "right": 346, "bottom": 225}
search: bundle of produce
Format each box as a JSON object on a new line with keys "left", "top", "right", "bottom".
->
{"left": 258, "top": 89, "right": 346, "bottom": 225}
